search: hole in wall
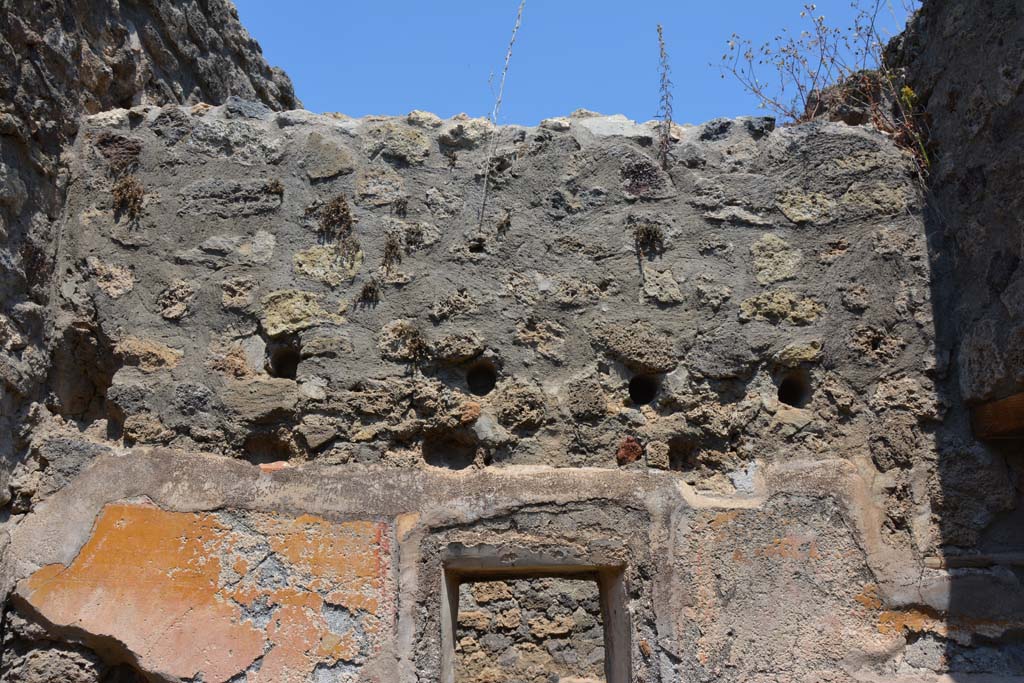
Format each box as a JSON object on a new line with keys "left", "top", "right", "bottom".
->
{"left": 455, "top": 577, "right": 606, "bottom": 683}
{"left": 48, "top": 324, "right": 119, "bottom": 423}
{"left": 668, "top": 435, "right": 698, "bottom": 471}
{"left": 441, "top": 558, "right": 631, "bottom": 683}
{"left": 466, "top": 360, "right": 498, "bottom": 396}
{"left": 422, "top": 429, "right": 478, "bottom": 470}
{"left": 265, "top": 336, "right": 301, "bottom": 379}
{"left": 628, "top": 374, "right": 659, "bottom": 405}
{"left": 242, "top": 431, "right": 294, "bottom": 465}
{"left": 776, "top": 368, "right": 812, "bottom": 408}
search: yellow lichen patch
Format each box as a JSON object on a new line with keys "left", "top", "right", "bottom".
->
{"left": 833, "top": 151, "right": 885, "bottom": 172}
{"left": 877, "top": 608, "right": 944, "bottom": 636}
{"left": 854, "top": 583, "right": 882, "bottom": 610}
{"left": 21, "top": 504, "right": 394, "bottom": 683}
{"left": 840, "top": 181, "right": 908, "bottom": 215}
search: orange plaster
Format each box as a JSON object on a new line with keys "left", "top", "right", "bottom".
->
{"left": 22, "top": 503, "right": 394, "bottom": 683}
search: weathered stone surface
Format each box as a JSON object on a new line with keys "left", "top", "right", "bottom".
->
{"left": 958, "top": 319, "right": 1005, "bottom": 403}
{"left": 407, "top": 110, "right": 442, "bottom": 128}
{"left": 114, "top": 337, "right": 182, "bottom": 372}
{"left": 260, "top": 290, "right": 340, "bottom": 337}
{"left": 641, "top": 264, "right": 685, "bottom": 304}
{"left": 0, "top": 0, "right": 298, "bottom": 459}
{"left": 157, "top": 280, "right": 196, "bottom": 320}
{"left": 294, "top": 245, "right": 363, "bottom": 287}
{"left": 178, "top": 179, "right": 284, "bottom": 217}
{"left": 591, "top": 321, "right": 677, "bottom": 374}
{"left": 0, "top": 635, "right": 105, "bottom": 683}
{"left": 456, "top": 577, "right": 603, "bottom": 683}
{"left": 750, "top": 234, "right": 800, "bottom": 285}
{"left": 438, "top": 116, "right": 493, "bottom": 149}
{"left": 775, "top": 189, "right": 835, "bottom": 224}
{"left": 222, "top": 378, "right": 301, "bottom": 423}
{"left": 33, "top": 102, "right": 938, "bottom": 501}
{"left": 363, "top": 121, "right": 432, "bottom": 164}
{"left": 304, "top": 131, "right": 356, "bottom": 180}
{"left": 775, "top": 340, "right": 823, "bottom": 367}
{"left": 4, "top": 1, "right": 1024, "bottom": 680}
{"left": 739, "top": 289, "right": 824, "bottom": 324}
{"left": 88, "top": 258, "right": 134, "bottom": 299}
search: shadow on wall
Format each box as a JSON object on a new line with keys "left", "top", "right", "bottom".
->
{"left": 906, "top": 0, "right": 1024, "bottom": 677}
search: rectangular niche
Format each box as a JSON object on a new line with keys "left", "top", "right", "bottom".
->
{"left": 457, "top": 576, "right": 605, "bottom": 682}
{"left": 441, "top": 546, "right": 630, "bottom": 683}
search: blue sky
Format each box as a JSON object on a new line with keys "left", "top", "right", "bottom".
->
{"left": 234, "top": 1, "right": 914, "bottom": 126}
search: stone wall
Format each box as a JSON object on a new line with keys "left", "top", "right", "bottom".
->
{"left": 894, "top": 0, "right": 1024, "bottom": 675}
{"left": 898, "top": 0, "right": 1024, "bottom": 408}
{"left": 456, "top": 578, "right": 605, "bottom": 682}
{"left": 1, "top": 0, "right": 1023, "bottom": 681}
{"left": 1, "top": 99, "right": 952, "bottom": 682}
{"left": 0, "top": 0, "right": 297, "bottom": 477}
{"left": 38, "top": 104, "right": 933, "bottom": 485}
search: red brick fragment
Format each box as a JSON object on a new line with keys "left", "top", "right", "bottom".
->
{"left": 616, "top": 436, "right": 643, "bottom": 465}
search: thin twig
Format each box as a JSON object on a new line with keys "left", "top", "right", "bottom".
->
{"left": 479, "top": 0, "right": 526, "bottom": 229}
{"left": 656, "top": 25, "right": 674, "bottom": 171}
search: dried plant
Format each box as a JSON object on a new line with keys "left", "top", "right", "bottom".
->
{"left": 656, "top": 24, "right": 674, "bottom": 171}
{"left": 444, "top": 148, "right": 458, "bottom": 170}
{"left": 95, "top": 132, "right": 142, "bottom": 178}
{"left": 404, "top": 223, "right": 425, "bottom": 253}
{"left": 719, "top": 1, "right": 928, "bottom": 173}
{"left": 496, "top": 208, "right": 512, "bottom": 237}
{"left": 382, "top": 231, "right": 403, "bottom": 272}
{"left": 358, "top": 277, "right": 381, "bottom": 305}
{"left": 621, "top": 157, "right": 662, "bottom": 196}
{"left": 391, "top": 197, "right": 408, "bottom": 218}
{"left": 267, "top": 179, "right": 285, "bottom": 196}
{"left": 320, "top": 194, "right": 354, "bottom": 243}
{"left": 395, "top": 322, "right": 431, "bottom": 368}
{"left": 334, "top": 235, "right": 361, "bottom": 269}
{"left": 479, "top": 0, "right": 526, "bottom": 228}
{"left": 633, "top": 222, "right": 665, "bottom": 257}
{"left": 112, "top": 175, "right": 145, "bottom": 222}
